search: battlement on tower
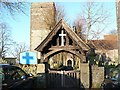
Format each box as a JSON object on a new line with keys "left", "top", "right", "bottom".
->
{"left": 31, "top": 2, "right": 55, "bottom": 8}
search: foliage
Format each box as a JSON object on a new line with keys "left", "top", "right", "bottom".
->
{"left": 86, "top": 48, "right": 96, "bottom": 65}
{"left": 105, "top": 64, "right": 116, "bottom": 69}
{"left": 18, "top": 64, "right": 37, "bottom": 76}
{"left": 0, "top": 58, "right": 7, "bottom": 64}
{"left": 73, "top": 65, "right": 79, "bottom": 70}
{"left": 53, "top": 63, "right": 60, "bottom": 70}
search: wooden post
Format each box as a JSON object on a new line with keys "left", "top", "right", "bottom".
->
{"left": 66, "top": 33, "right": 69, "bottom": 46}
{"left": 57, "top": 37, "right": 59, "bottom": 46}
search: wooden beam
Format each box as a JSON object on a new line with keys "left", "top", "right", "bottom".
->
{"left": 49, "top": 45, "right": 79, "bottom": 50}
{"left": 66, "top": 33, "right": 69, "bottom": 46}
{"left": 57, "top": 37, "right": 59, "bottom": 46}
{"left": 44, "top": 49, "right": 84, "bottom": 62}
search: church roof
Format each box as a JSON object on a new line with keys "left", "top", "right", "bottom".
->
{"left": 35, "top": 19, "right": 90, "bottom": 51}
{"left": 88, "top": 40, "right": 118, "bottom": 50}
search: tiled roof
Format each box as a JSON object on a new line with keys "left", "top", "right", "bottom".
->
{"left": 89, "top": 40, "right": 118, "bottom": 50}
{"left": 104, "top": 35, "right": 118, "bottom": 40}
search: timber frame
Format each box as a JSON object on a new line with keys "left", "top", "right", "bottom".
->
{"left": 35, "top": 19, "right": 90, "bottom": 63}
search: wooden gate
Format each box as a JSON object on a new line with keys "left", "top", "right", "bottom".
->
{"left": 46, "top": 70, "right": 81, "bottom": 88}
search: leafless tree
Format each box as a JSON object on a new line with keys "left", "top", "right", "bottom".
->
{"left": 73, "top": 16, "right": 87, "bottom": 41}
{"left": 109, "top": 29, "right": 117, "bottom": 35}
{"left": 0, "top": 1, "right": 28, "bottom": 58}
{"left": 10, "top": 42, "right": 29, "bottom": 60}
{"left": 0, "top": 22, "right": 11, "bottom": 58}
{"left": 74, "top": 2, "right": 111, "bottom": 43}
{"left": 55, "top": 3, "right": 66, "bottom": 23}
{"left": 0, "top": 0, "right": 27, "bottom": 16}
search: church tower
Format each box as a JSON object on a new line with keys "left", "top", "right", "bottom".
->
{"left": 30, "top": 2, "right": 56, "bottom": 52}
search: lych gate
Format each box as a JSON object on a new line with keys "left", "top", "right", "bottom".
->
{"left": 35, "top": 19, "right": 90, "bottom": 88}
{"left": 28, "top": 3, "right": 105, "bottom": 89}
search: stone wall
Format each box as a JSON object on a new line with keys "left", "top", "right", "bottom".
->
{"left": 91, "top": 65, "right": 104, "bottom": 88}
{"left": 80, "top": 63, "right": 90, "bottom": 88}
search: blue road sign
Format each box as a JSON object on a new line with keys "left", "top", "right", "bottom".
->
{"left": 20, "top": 51, "right": 37, "bottom": 64}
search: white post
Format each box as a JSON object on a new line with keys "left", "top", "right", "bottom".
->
{"left": 61, "top": 70, "right": 64, "bottom": 87}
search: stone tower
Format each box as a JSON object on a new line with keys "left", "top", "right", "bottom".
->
{"left": 30, "top": 2, "right": 56, "bottom": 52}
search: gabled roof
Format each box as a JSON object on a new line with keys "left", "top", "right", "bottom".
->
{"left": 35, "top": 19, "right": 90, "bottom": 51}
